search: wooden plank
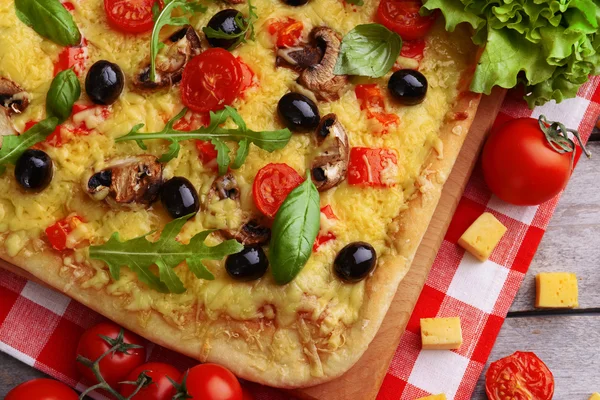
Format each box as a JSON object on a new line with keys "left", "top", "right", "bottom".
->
{"left": 296, "top": 89, "right": 507, "bottom": 400}
{"left": 0, "top": 353, "right": 46, "bottom": 398}
{"left": 510, "top": 141, "right": 600, "bottom": 312}
{"left": 472, "top": 314, "right": 600, "bottom": 398}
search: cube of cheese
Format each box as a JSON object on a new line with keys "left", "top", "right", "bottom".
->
{"left": 458, "top": 212, "right": 507, "bottom": 261}
{"left": 420, "top": 317, "right": 462, "bottom": 350}
{"left": 416, "top": 395, "right": 447, "bottom": 400}
{"left": 535, "top": 272, "right": 578, "bottom": 308}
{"left": 589, "top": 393, "right": 600, "bottom": 400}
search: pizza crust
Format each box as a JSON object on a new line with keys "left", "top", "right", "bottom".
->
{"left": 0, "top": 85, "right": 480, "bottom": 388}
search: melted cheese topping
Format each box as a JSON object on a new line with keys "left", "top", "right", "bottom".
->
{"left": 0, "top": 0, "right": 475, "bottom": 344}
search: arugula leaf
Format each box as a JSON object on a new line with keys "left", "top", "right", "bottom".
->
{"left": 149, "top": 0, "right": 207, "bottom": 82}
{"left": 345, "top": 0, "right": 364, "bottom": 5}
{"left": 0, "top": 118, "right": 59, "bottom": 174}
{"left": 333, "top": 24, "right": 402, "bottom": 78}
{"left": 89, "top": 215, "right": 243, "bottom": 293}
{"left": 202, "top": 0, "right": 257, "bottom": 48}
{"left": 116, "top": 106, "right": 292, "bottom": 175}
{"left": 269, "top": 173, "right": 320, "bottom": 285}
{"left": 15, "top": 0, "right": 81, "bottom": 46}
{"left": 46, "top": 69, "right": 81, "bottom": 123}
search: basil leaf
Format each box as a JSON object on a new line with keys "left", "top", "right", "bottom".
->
{"left": 334, "top": 24, "right": 402, "bottom": 78}
{"left": 46, "top": 69, "right": 81, "bottom": 123}
{"left": 15, "top": 0, "right": 81, "bottom": 46}
{"left": 269, "top": 173, "right": 320, "bottom": 285}
{"left": 0, "top": 117, "right": 59, "bottom": 174}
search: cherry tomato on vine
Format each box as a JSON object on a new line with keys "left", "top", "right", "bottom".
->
{"left": 5, "top": 379, "right": 78, "bottom": 400}
{"left": 76, "top": 322, "right": 146, "bottom": 388}
{"left": 486, "top": 351, "right": 554, "bottom": 400}
{"left": 376, "top": 0, "right": 437, "bottom": 40}
{"left": 181, "top": 48, "right": 242, "bottom": 113}
{"left": 119, "top": 362, "right": 181, "bottom": 400}
{"left": 104, "top": 0, "right": 162, "bottom": 33}
{"left": 184, "top": 364, "right": 242, "bottom": 400}
{"left": 252, "top": 163, "right": 304, "bottom": 218}
{"left": 482, "top": 117, "right": 585, "bottom": 206}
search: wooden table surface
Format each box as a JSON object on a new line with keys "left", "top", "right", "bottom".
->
{"left": 1, "top": 134, "right": 599, "bottom": 399}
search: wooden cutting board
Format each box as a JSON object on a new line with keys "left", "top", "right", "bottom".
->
{"left": 0, "top": 88, "right": 506, "bottom": 400}
{"left": 295, "top": 88, "right": 507, "bottom": 400}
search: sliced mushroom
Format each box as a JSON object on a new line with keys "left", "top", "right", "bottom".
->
{"left": 206, "top": 173, "right": 271, "bottom": 245}
{"left": 276, "top": 45, "right": 324, "bottom": 72}
{"left": 207, "top": 173, "right": 241, "bottom": 203}
{"left": 0, "top": 78, "right": 29, "bottom": 115}
{"left": 87, "top": 155, "right": 163, "bottom": 207}
{"left": 133, "top": 26, "right": 202, "bottom": 90}
{"left": 311, "top": 113, "right": 349, "bottom": 191}
{"left": 221, "top": 219, "right": 271, "bottom": 245}
{"left": 276, "top": 27, "right": 348, "bottom": 102}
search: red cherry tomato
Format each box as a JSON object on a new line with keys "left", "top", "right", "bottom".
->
{"left": 268, "top": 18, "right": 304, "bottom": 47}
{"left": 76, "top": 322, "right": 146, "bottom": 388}
{"left": 237, "top": 58, "right": 256, "bottom": 94}
{"left": 5, "top": 379, "right": 78, "bottom": 400}
{"left": 486, "top": 351, "right": 554, "bottom": 400}
{"left": 104, "top": 0, "right": 161, "bottom": 33}
{"left": 184, "top": 364, "right": 242, "bottom": 400}
{"left": 348, "top": 147, "right": 398, "bottom": 187}
{"left": 355, "top": 84, "right": 399, "bottom": 130}
{"left": 482, "top": 117, "right": 577, "bottom": 206}
{"left": 45, "top": 215, "right": 84, "bottom": 251}
{"left": 181, "top": 49, "right": 242, "bottom": 113}
{"left": 377, "top": 0, "right": 437, "bottom": 40}
{"left": 400, "top": 39, "right": 425, "bottom": 60}
{"left": 252, "top": 163, "right": 303, "bottom": 218}
{"left": 119, "top": 362, "right": 181, "bottom": 400}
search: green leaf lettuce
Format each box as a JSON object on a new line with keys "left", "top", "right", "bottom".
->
{"left": 423, "top": 0, "right": 600, "bottom": 107}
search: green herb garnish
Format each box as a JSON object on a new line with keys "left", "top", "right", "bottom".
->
{"left": 116, "top": 106, "right": 292, "bottom": 175}
{"left": 0, "top": 69, "right": 80, "bottom": 174}
{"left": 333, "top": 24, "right": 402, "bottom": 78}
{"left": 89, "top": 214, "right": 244, "bottom": 293}
{"left": 269, "top": 173, "right": 320, "bottom": 285}
{"left": 202, "top": 0, "right": 258, "bottom": 48}
{"left": 149, "top": 0, "right": 207, "bottom": 82}
{"left": 15, "top": 0, "right": 81, "bottom": 46}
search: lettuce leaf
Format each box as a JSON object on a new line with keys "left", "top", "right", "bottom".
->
{"left": 423, "top": 0, "right": 600, "bottom": 107}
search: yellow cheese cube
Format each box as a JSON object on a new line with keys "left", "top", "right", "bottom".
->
{"left": 458, "top": 212, "right": 507, "bottom": 261}
{"left": 535, "top": 272, "right": 578, "bottom": 308}
{"left": 416, "top": 395, "right": 447, "bottom": 400}
{"left": 420, "top": 317, "right": 463, "bottom": 350}
{"left": 589, "top": 393, "right": 600, "bottom": 400}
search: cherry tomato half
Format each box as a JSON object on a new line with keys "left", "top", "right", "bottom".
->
{"left": 104, "top": 0, "right": 161, "bottom": 34}
{"left": 76, "top": 322, "right": 146, "bottom": 388}
{"left": 486, "top": 351, "right": 554, "bottom": 400}
{"left": 252, "top": 163, "right": 304, "bottom": 218}
{"left": 377, "top": 0, "right": 437, "bottom": 41}
{"left": 181, "top": 48, "right": 242, "bottom": 113}
{"left": 185, "top": 363, "right": 242, "bottom": 400}
{"left": 482, "top": 117, "right": 576, "bottom": 206}
{"left": 5, "top": 379, "right": 78, "bottom": 400}
{"left": 119, "top": 362, "right": 181, "bottom": 400}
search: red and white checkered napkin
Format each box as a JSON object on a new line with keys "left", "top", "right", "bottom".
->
{"left": 1, "top": 77, "right": 599, "bottom": 400}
